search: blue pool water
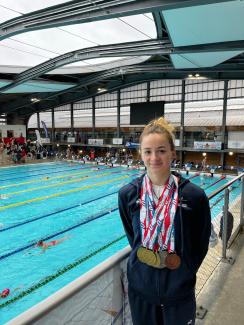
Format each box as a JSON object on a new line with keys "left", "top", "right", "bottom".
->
{"left": 0, "top": 162, "right": 241, "bottom": 324}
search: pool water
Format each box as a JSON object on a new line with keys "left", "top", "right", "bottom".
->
{"left": 0, "top": 162, "right": 241, "bottom": 324}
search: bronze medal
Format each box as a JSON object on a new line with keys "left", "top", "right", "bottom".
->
{"left": 165, "top": 253, "right": 181, "bottom": 270}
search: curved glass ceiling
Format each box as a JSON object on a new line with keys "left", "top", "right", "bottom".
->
{"left": 0, "top": 1, "right": 156, "bottom": 74}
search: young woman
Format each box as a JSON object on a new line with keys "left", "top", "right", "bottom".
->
{"left": 118, "top": 117, "right": 211, "bottom": 325}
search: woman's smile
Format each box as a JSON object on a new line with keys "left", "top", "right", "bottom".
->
{"left": 140, "top": 133, "right": 175, "bottom": 184}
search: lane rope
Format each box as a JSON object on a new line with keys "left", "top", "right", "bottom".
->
{"left": 0, "top": 175, "right": 129, "bottom": 211}
{"left": 0, "top": 166, "right": 119, "bottom": 190}
{"left": 203, "top": 175, "right": 226, "bottom": 191}
{"left": 0, "top": 191, "right": 118, "bottom": 233}
{"left": 0, "top": 206, "right": 119, "bottom": 261}
{"left": 0, "top": 165, "right": 93, "bottom": 182}
{"left": 7, "top": 171, "right": 114, "bottom": 196}
{"left": 0, "top": 173, "right": 139, "bottom": 232}
{"left": 0, "top": 234, "right": 126, "bottom": 309}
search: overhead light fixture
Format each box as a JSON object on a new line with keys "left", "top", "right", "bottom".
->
{"left": 229, "top": 152, "right": 234, "bottom": 156}
{"left": 202, "top": 152, "right": 207, "bottom": 157}
{"left": 30, "top": 97, "right": 40, "bottom": 103}
{"left": 97, "top": 87, "right": 107, "bottom": 92}
{"left": 186, "top": 73, "right": 207, "bottom": 80}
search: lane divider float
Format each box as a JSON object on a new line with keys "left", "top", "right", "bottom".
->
{"left": 0, "top": 175, "right": 129, "bottom": 211}
{"left": 0, "top": 206, "right": 119, "bottom": 260}
{"left": 0, "top": 234, "right": 126, "bottom": 309}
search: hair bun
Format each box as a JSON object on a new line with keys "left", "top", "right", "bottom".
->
{"left": 153, "top": 117, "right": 175, "bottom": 134}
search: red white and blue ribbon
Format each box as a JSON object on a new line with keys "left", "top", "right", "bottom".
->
{"left": 140, "top": 174, "right": 179, "bottom": 252}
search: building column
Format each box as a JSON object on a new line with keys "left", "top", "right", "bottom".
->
{"left": 146, "top": 81, "right": 150, "bottom": 102}
{"left": 179, "top": 80, "right": 185, "bottom": 168}
{"left": 51, "top": 108, "right": 55, "bottom": 143}
{"left": 220, "top": 80, "right": 229, "bottom": 169}
{"left": 71, "top": 102, "right": 74, "bottom": 134}
{"left": 117, "top": 89, "right": 121, "bottom": 138}
{"left": 92, "top": 97, "right": 95, "bottom": 138}
{"left": 37, "top": 112, "right": 40, "bottom": 130}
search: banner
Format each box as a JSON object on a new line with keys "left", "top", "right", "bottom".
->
{"left": 174, "top": 139, "right": 180, "bottom": 147}
{"left": 228, "top": 140, "right": 244, "bottom": 149}
{"left": 41, "top": 120, "right": 49, "bottom": 138}
{"left": 35, "top": 129, "right": 42, "bottom": 146}
{"left": 125, "top": 141, "right": 139, "bottom": 148}
{"left": 112, "top": 138, "right": 123, "bottom": 145}
{"left": 194, "top": 141, "right": 222, "bottom": 150}
{"left": 88, "top": 139, "right": 104, "bottom": 145}
{"left": 67, "top": 137, "right": 75, "bottom": 143}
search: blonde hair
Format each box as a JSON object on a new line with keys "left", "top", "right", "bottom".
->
{"left": 139, "top": 117, "right": 175, "bottom": 150}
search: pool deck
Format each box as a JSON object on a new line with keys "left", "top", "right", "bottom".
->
{"left": 196, "top": 231, "right": 244, "bottom": 325}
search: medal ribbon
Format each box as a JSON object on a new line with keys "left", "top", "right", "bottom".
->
{"left": 140, "top": 174, "right": 179, "bottom": 252}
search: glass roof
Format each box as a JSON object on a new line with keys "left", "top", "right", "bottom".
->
{"left": 0, "top": 1, "right": 156, "bottom": 73}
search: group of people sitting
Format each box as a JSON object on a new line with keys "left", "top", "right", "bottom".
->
{"left": 0, "top": 139, "right": 50, "bottom": 164}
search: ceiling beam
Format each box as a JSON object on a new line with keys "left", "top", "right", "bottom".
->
{"left": 0, "top": 39, "right": 171, "bottom": 93}
{"left": 2, "top": 61, "right": 244, "bottom": 116}
{"left": 2, "top": 39, "right": 244, "bottom": 93}
{"left": 0, "top": 0, "right": 235, "bottom": 40}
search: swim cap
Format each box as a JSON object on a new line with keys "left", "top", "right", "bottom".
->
{"left": 1, "top": 288, "right": 10, "bottom": 298}
{"left": 36, "top": 240, "right": 43, "bottom": 246}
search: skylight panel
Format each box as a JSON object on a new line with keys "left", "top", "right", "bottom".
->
{"left": 0, "top": 5, "right": 156, "bottom": 72}
{"left": 0, "top": 0, "right": 70, "bottom": 18}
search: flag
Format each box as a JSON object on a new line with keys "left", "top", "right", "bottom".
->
{"left": 41, "top": 120, "right": 49, "bottom": 138}
{"left": 35, "top": 129, "right": 42, "bottom": 147}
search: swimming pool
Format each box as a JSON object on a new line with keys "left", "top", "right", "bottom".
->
{"left": 0, "top": 162, "right": 241, "bottom": 324}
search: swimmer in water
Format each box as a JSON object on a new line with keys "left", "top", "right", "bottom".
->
{"left": 0, "top": 288, "right": 10, "bottom": 298}
{"left": 0, "top": 286, "right": 23, "bottom": 299}
{"left": 0, "top": 194, "right": 9, "bottom": 200}
{"left": 35, "top": 236, "right": 70, "bottom": 253}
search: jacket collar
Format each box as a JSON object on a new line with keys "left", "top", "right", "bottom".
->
{"left": 130, "top": 171, "right": 189, "bottom": 190}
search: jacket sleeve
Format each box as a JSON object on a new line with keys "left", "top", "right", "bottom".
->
{"left": 118, "top": 188, "right": 134, "bottom": 247}
{"left": 190, "top": 191, "right": 211, "bottom": 272}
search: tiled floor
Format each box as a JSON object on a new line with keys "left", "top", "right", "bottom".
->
{"left": 196, "top": 231, "right": 244, "bottom": 325}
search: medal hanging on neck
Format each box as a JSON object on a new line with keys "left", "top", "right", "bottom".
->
{"left": 137, "top": 174, "right": 181, "bottom": 270}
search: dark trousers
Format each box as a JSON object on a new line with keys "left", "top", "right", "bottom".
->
{"left": 128, "top": 287, "right": 196, "bottom": 325}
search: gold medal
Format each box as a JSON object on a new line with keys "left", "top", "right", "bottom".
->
{"left": 137, "top": 246, "right": 158, "bottom": 267}
{"left": 137, "top": 247, "right": 181, "bottom": 270}
{"left": 137, "top": 247, "right": 167, "bottom": 268}
{"left": 165, "top": 253, "right": 181, "bottom": 270}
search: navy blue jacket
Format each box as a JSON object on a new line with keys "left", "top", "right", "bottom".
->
{"left": 118, "top": 172, "right": 211, "bottom": 305}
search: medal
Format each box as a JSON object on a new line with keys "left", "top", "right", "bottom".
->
{"left": 137, "top": 247, "right": 181, "bottom": 270}
{"left": 137, "top": 247, "right": 167, "bottom": 269}
{"left": 137, "top": 246, "right": 160, "bottom": 268}
{"left": 165, "top": 253, "right": 181, "bottom": 270}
